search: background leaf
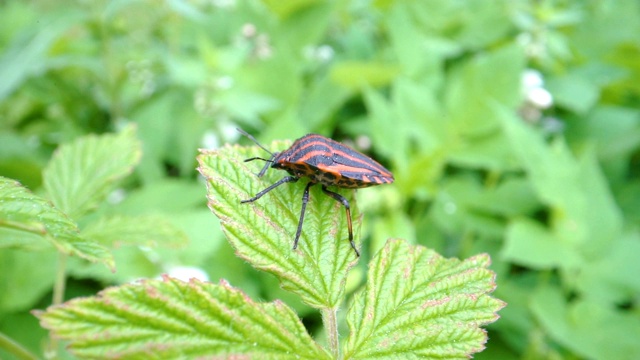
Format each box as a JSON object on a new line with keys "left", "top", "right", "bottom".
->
{"left": 81, "top": 215, "right": 188, "bottom": 248}
{"left": 198, "top": 142, "right": 362, "bottom": 309}
{"left": 0, "top": 176, "right": 113, "bottom": 270}
{"left": 36, "top": 276, "right": 330, "bottom": 360}
{"left": 2, "top": 0, "right": 640, "bottom": 358}
{"left": 43, "top": 125, "right": 142, "bottom": 219}
{"left": 530, "top": 285, "right": 640, "bottom": 360}
{"left": 344, "top": 239, "right": 504, "bottom": 359}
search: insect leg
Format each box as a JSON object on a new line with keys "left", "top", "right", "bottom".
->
{"left": 293, "top": 182, "right": 315, "bottom": 250}
{"left": 241, "top": 176, "right": 298, "bottom": 203}
{"left": 321, "top": 186, "right": 360, "bottom": 257}
{"left": 256, "top": 154, "right": 276, "bottom": 177}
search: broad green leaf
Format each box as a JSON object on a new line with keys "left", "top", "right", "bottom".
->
{"left": 69, "top": 215, "right": 192, "bottom": 284}
{"left": 502, "top": 218, "right": 583, "bottom": 269}
{"left": 446, "top": 45, "right": 525, "bottom": 135}
{"left": 43, "top": 125, "right": 142, "bottom": 219}
{"left": 0, "top": 9, "right": 85, "bottom": 101}
{"left": 344, "top": 239, "right": 505, "bottom": 359}
{"left": 364, "top": 88, "right": 405, "bottom": 163}
{"left": 0, "top": 176, "right": 114, "bottom": 270}
{"left": 498, "top": 107, "right": 623, "bottom": 257}
{"left": 575, "top": 233, "right": 640, "bottom": 304}
{"left": 331, "top": 61, "right": 401, "bottom": 90}
{"left": 82, "top": 215, "right": 188, "bottom": 248}
{"left": 106, "top": 179, "right": 205, "bottom": 215}
{"left": 0, "top": 248, "right": 57, "bottom": 312}
{"left": 448, "top": 130, "right": 520, "bottom": 172}
{"left": 474, "top": 178, "right": 539, "bottom": 217}
{"left": 386, "top": 4, "right": 445, "bottom": 77}
{"left": 430, "top": 175, "right": 505, "bottom": 239}
{"left": 197, "top": 142, "right": 361, "bottom": 308}
{"left": 546, "top": 74, "right": 600, "bottom": 114}
{"left": 569, "top": 106, "right": 640, "bottom": 160}
{"left": 530, "top": 285, "right": 640, "bottom": 360}
{"left": 36, "top": 276, "right": 330, "bottom": 360}
{"left": 298, "top": 75, "right": 352, "bottom": 129}
{"left": 67, "top": 245, "right": 161, "bottom": 285}
{"left": 261, "top": 0, "right": 321, "bottom": 19}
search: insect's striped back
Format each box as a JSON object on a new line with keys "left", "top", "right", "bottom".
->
{"left": 239, "top": 128, "right": 394, "bottom": 256}
{"left": 274, "top": 134, "right": 394, "bottom": 188}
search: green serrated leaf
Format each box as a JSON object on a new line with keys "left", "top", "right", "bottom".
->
{"left": 0, "top": 176, "right": 114, "bottom": 270}
{"left": 43, "top": 125, "right": 142, "bottom": 219}
{"left": 82, "top": 215, "right": 188, "bottom": 248}
{"left": 197, "top": 142, "right": 361, "bottom": 309}
{"left": 36, "top": 276, "right": 330, "bottom": 360}
{"left": 344, "top": 239, "right": 505, "bottom": 359}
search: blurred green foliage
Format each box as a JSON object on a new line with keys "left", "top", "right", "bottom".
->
{"left": 1, "top": 0, "right": 639, "bottom": 359}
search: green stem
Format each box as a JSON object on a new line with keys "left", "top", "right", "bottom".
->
{"left": 322, "top": 308, "right": 340, "bottom": 359}
{"left": 53, "top": 253, "right": 67, "bottom": 305}
{"left": 48, "top": 253, "right": 68, "bottom": 357}
{"left": 0, "top": 332, "right": 39, "bottom": 360}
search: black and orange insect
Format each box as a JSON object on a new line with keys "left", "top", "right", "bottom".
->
{"left": 238, "top": 129, "right": 394, "bottom": 257}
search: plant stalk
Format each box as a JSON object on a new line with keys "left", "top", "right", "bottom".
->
{"left": 53, "top": 253, "right": 68, "bottom": 305}
{"left": 322, "top": 307, "right": 340, "bottom": 359}
{"left": 0, "top": 332, "right": 38, "bottom": 360}
{"left": 47, "top": 252, "right": 68, "bottom": 357}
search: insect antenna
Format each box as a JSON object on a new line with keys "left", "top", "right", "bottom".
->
{"left": 236, "top": 128, "right": 274, "bottom": 156}
{"left": 237, "top": 128, "right": 278, "bottom": 177}
{"left": 243, "top": 156, "right": 273, "bottom": 163}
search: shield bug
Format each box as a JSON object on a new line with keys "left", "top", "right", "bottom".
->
{"left": 238, "top": 128, "right": 394, "bottom": 257}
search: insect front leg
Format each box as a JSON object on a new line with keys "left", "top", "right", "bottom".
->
{"left": 321, "top": 185, "right": 360, "bottom": 257}
{"left": 293, "top": 182, "right": 315, "bottom": 250}
{"left": 241, "top": 176, "right": 298, "bottom": 203}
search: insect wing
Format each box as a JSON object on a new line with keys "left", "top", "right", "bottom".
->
{"left": 305, "top": 136, "right": 393, "bottom": 187}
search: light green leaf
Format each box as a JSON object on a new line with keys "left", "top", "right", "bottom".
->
{"left": 575, "top": 233, "right": 640, "bottom": 304}
{"left": 197, "top": 142, "right": 361, "bottom": 308}
{"left": 107, "top": 179, "right": 205, "bottom": 215}
{"left": 0, "top": 248, "right": 57, "bottom": 312}
{"left": 0, "top": 176, "right": 114, "bottom": 270}
{"left": 364, "top": 88, "right": 404, "bottom": 162}
{"left": 82, "top": 215, "right": 188, "bottom": 248}
{"left": 546, "top": 74, "right": 600, "bottom": 114}
{"left": 344, "top": 239, "right": 504, "bottom": 359}
{"left": 498, "top": 107, "right": 623, "bottom": 256}
{"left": 0, "top": 9, "right": 85, "bottom": 101}
{"left": 43, "top": 125, "right": 142, "bottom": 219}
{"left": 299, "top": 75, "right": 352, "bottom": 129}
{"left": 331, "top": 61, "right": 401, "bottom": 90}
{"left": 530, "top": 285, "right": 640, "bottom": 360}
{"left": 446, "top": 45, "right": 525, "bottom": 135}
{"left": 36, "top": 276, "right": 330, "bottom": 360}
{"left": 502, "top": 218, "right": 583, "bottom": 269}
{"left": 261, "top": 0, "right": 321, "bottom": 19}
